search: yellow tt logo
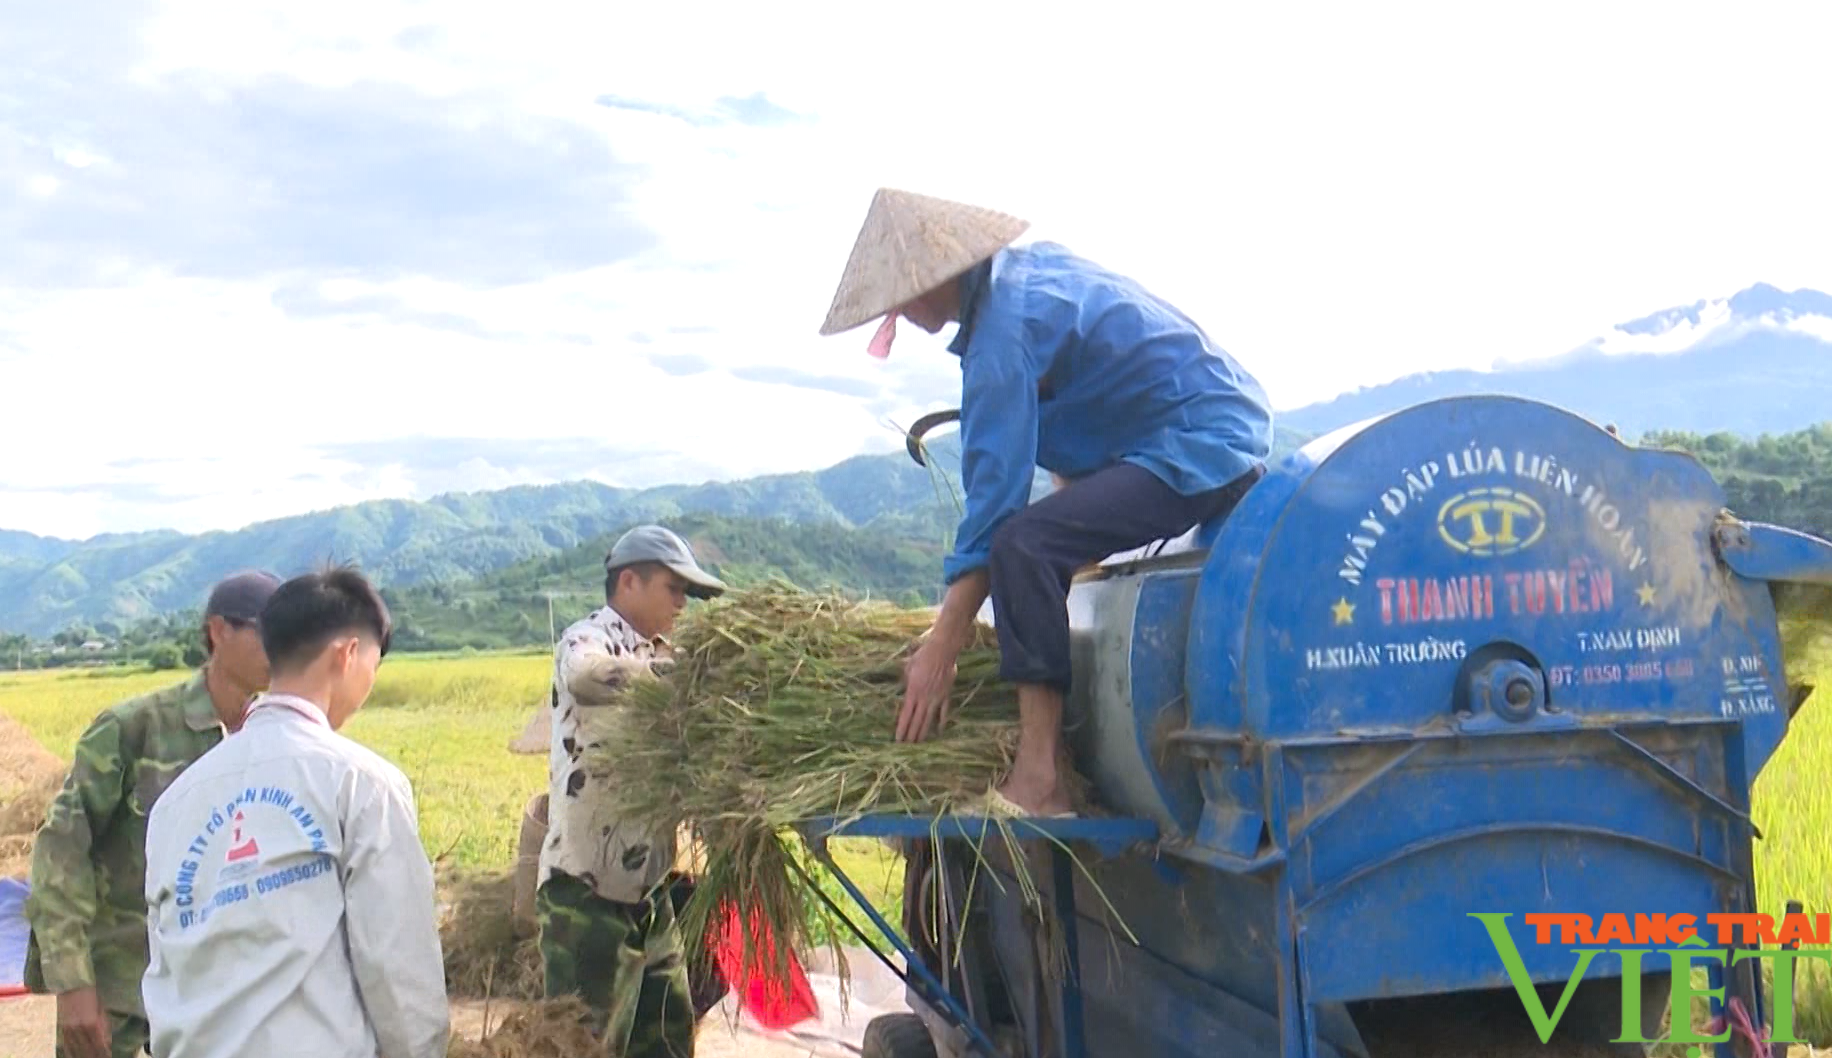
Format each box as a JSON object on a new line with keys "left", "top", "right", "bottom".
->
{"left": 1436, "top": 487, "right": 1547, "bottom": 558}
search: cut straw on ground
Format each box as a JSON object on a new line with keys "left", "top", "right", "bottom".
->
{"left": 445, "top": 997, "right": 600, "bottom": 1057}
{"left": 440, "top": 868, "right": 545, "bottom": 1004}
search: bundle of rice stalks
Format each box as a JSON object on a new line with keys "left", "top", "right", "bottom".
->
{"left": 440, "top": 869, "right": 544, "bottom": 1002}
{"left": 446, "top": 997, "right": 599, "bottom": 1058}
{"left": 616, "top": 584, "right": 1024, "bottom": 813}
{"left": 591, "top": 582, "right": 1110, "bottom": 1004}
{"left": 0, "top": 774, "right": 56, "bottom": 837}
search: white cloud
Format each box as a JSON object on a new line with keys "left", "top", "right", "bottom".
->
{"left": 4, "top": 0, "right": 1832, "bottom": 539}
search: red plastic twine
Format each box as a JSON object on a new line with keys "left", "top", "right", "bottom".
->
{"left": 707, "top": 899, "right": 819, "bottom": 1030}
{"left": 1702, "top": 995, "right": 1770, "bottom": 1055}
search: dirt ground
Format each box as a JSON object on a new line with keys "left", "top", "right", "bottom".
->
{"left": 0, "top": 997, "right": 50, "bottom": 1058}
{"left": 0, "top": 994, "right": 851, "bottom": 1057}
{"left": 11, "top": 994, "right": 1832, "bottom": 1057}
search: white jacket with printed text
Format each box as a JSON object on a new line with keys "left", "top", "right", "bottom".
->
{"left": 141, "top": 693, "right": 449, "bottom": 1058}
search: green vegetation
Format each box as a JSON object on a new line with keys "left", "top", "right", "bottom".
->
{"left": 337, "top": 653, "right": 555, "bottom": 870}
{"left": 0, "top": 425, "right": 1319, "bottom": 642}
{"left": 6, "top": 421, "right": 1832, "bottom": 666}
{"left": 0, "top": 511, "right": 960, "bottom": 663}
{"left": 381, "top": 513, "right": 955, "bottom": 654}
{"left": 0, "top": 439, "right": 987, "bottom": 638}
{"left": 1643, "top": 423, "right": 1832, "bottom": 537}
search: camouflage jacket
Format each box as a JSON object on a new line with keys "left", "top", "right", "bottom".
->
{"left": 23, "top": 668, "right": 227, "bottom": 1015}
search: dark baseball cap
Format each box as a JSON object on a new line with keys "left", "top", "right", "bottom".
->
{"left": 204, "top": 570, "right": 284, "bottom": 623}
{"left": 604, "top": 525, "right": 727, "bottom": 600}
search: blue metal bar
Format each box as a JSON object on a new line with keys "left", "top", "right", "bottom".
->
{"left": 1263, "top": 745, "right": 1292, "bottom": 849}
{"left": 1295, "top": 822, "right": 1746, "bottom": 912}
{"left": 1181, "top": 716, "right": 1738, "bottom": 749}
{"left": 1050, "top": 846, "right": 1087, "bottom": 1058}
{"left": 1186, "top": 726, "right": 1750, "bottom": 885}
{"left": 787, "top": 854, "right": 935, "bottom": 997}
{"left": 1707, "top": 959, "right": 1730, "bottom": 1058}
{"left": 1274, "top": 877, "right": 1309, "bottom": 1058}
{"left": 803, "top": 813, "right": 1159, "bottom": 858}
{"left": 1716, "top": 521, "right": 1832, "bottom": 586}
{"left": 1719, "top": 719, "right": 1762, "bottom": 1058}
{"left": 1605, "top": 728, "right": 1760, "bottom": 837}
{"left": 794, "top": 814, "right": 1155, "bottom": 1056}
{"left": 1265, "top": 745, "right": 1317, "bottom": 1058}
{"left": 1166, "top": 841, "right": 1286, "bottom": 875}
{"left": 1282, "top": 742, "right": 1425, "bottom": 847}
{"left": 802, "top": 842, "right": 1005, "bottom": 1057}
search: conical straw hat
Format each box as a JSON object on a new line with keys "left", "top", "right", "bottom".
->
{"left": 819, "top": 188, "right": 1030, "bottom": 336}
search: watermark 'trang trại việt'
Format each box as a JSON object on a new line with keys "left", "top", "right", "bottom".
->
{"left": 1471, "top": 911, "right": 1832, "bottom": 1054}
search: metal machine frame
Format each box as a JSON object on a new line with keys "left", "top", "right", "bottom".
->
{"left": 797, "top": 804, "right": 1795, "bottom": 1058}
{"left": 795, "top": 815, "right": 1157, "bottom": 1058}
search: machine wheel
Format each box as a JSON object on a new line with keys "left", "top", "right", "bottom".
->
{"left": 862, "top": 1013, "right": 941, "bottom": 1058}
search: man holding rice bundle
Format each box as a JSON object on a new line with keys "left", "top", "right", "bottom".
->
{"left": 537, "top": 524, "right": 727, "bottom": 1057}
{"left": 819, "top": 188, "right": 1275, "bottom": 818}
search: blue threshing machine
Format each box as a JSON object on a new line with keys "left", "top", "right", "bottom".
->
{"left": 795, "top": 395, "right": 1829, "bottom": 1058}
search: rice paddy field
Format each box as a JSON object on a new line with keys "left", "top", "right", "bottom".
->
{"left": 3, "top": 646, "right": 1831, "bottom": 1049}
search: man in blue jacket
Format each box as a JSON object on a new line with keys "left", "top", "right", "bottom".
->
{"left": 820, "top": 188, "right": 1274, "bottom": 817}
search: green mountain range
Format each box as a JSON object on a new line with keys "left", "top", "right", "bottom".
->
{"left": 378, "top": 511, "right": 963, "bottom": 653}
{"left": 0, "top": 429, "right": 1314, "bottom": 638}
{"left": 8, "top": 413, "right": 1832, "bottom": 654}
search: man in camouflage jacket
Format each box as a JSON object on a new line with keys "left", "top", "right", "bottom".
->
{"left": 23, "top": 572, "right": 280, "bottom": 1058}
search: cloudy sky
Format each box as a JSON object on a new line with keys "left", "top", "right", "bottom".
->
{"left": 4, "top": 0, "right": 1830, "bottom": 540}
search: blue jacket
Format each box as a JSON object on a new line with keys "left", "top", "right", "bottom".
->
{"left": 942, "top": 241, "right": 1273, "bottom": 585}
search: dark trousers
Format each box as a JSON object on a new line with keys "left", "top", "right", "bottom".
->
{"left": 537, "top": 871, "right": 697, "bottom": 1057}
{"left": 987, "top": 461, "right": 1264, "bottom": 692}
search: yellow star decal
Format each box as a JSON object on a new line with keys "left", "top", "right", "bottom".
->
{"left": 1331, "top": 597, "right": 1355, "bottom": 625}
{"left": 1637, "top": 582, "right": 1657, "bottom": 607}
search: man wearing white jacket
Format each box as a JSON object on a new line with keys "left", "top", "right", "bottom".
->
{"left": 141, "top": 565, "right": 448, "bottom": 1058}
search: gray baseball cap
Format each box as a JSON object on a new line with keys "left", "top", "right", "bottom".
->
{"left": 204, "top": 570, "right": 283, "bottom": 623}
{"left": 604, "top": 525, "right": 727, "bottom": 599}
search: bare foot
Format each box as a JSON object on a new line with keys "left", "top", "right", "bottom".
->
{"left": 999, "top": 683, "right": 1077, "bottom": 817}
{"left": 995, "top": 773, "right": 1075, "bottom": 818}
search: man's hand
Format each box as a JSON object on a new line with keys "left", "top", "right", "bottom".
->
{"left": 568, "top": 651, "right": 658, "bottom": 705}
{"left": 897, "top": 570, "right": 989, "bottom": 743}
{"left": 57, "top": 987, "right": 111, "bottom": 1058}
{"left": 898, "top": 636, "right": 959, "bottom": 743}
